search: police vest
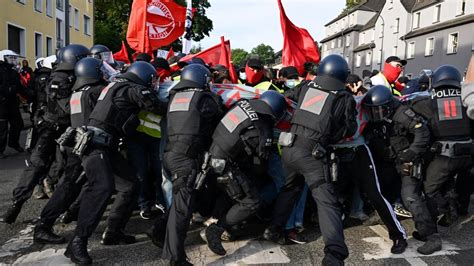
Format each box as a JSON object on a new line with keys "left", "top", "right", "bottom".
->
{"left": 430, "top": 87, "right": 470, "bottom": 139}
{"left": 136, "top": 110, "right": 162, "bottom": 138}
{"left": 291, "top": 82, "right": 338, "bottom": 140}
{"left": 44, "top": 70, "right": 75, "bottom": 125}
{"left": 70, "top": 86, "right": 94, "bottom": 128}
{"left": 212, "top": 100, "right": 259, "bottom": 159}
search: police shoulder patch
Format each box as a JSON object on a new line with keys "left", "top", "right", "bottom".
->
{"left": 403, "top": 108, "right": 416, "bottom": 118}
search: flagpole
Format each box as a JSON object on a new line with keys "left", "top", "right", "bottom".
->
{"left": 182, "top": 0, "right": 193, "bottom": 54}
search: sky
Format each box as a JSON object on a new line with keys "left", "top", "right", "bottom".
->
{"left": 197, "top": 0, "right": 346, "bottom": 52}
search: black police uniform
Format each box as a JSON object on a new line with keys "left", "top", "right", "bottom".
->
{"left": 161, "top": 86, "right": 223, "bottom": 262}
{"left": 0, "top": 60, "right": 26, "bottom": 154}
{"left": 270, "top": 75, "right": 357, "bottom": 261}
{"left": 409, "top": 88, "right": 472, "bottom": 223}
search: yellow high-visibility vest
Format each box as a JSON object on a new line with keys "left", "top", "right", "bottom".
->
{"left": 136, "top": 110, "right": 162, "bottom": 138}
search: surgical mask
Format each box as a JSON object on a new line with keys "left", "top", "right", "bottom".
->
{"left": 284, "top": 79, "right": 297, "bottom": 89}
{"left": 239, "top": 71, "right": 247, "bottom": 80}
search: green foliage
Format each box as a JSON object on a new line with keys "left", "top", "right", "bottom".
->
{"left": 190, "top": 44, "right": 202, "bottom": 54}
{"left": 250, "top": 44, "right": 275, "bottom": 65}
{"left": 231, "top": 48, "right": 248, "bottom": 67}
{"left": 345, "top": 0, "right": 361, "bottom": 10}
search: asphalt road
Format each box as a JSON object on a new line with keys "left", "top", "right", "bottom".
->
{"left": 0, "top": 125, "right": 473, "bottom": 265}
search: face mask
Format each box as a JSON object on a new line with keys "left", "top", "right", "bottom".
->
{"left": 284, "top": 79, "right": 297, "bottom": 89}
{"left": 383, "top": 62, "right": 402, "bottom": 83}
{"left": 239, "top": 71, "right": 247, "bottom": 80}
{"left": 245, "top": 65, "right": 264, "bottom": 85}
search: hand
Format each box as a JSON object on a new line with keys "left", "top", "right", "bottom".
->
{"left": 401, "top": 162, "right": 413, "bottom": 176}
{"left": 398, "top": 149, "right": 417, "bottom": 163}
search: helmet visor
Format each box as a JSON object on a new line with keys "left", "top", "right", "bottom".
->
{"left": 100, "top": 51, "right": 114, "bottom": 64}
{"left": 100, "top": 61, "right": 119, "bottom": 81}
{"left": 367, "top": 106, "right": 390, "bottom": 121}
{"left": 5, "top": 55, "right": 18, "bottom": 65}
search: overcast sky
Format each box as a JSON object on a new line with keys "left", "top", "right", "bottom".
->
{"left": 197, "top": 0, "right": 346, "bottom": 52}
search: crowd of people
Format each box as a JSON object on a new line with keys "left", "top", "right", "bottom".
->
{"left": 0, "top": 43, "right": 473, "bottom": 266}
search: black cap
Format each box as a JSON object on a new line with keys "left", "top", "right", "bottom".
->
{"left": 279, "top": 66, "right": 299, "bottom": 79}
{"left": 135, "top": 53, "right": 152, "bottom": 62}
{"left": 385, "top": 56, "right": 407, "bottom": 66}
{"left": 211, "top": 64, "right": 228, "bottom": 73}
{"left": 398, "top": 76, "right": 410, "bottom": 84}
{"left": 247, "top": 58, "right": 263, "bottom": 70}
{"left": 152, "top": 57, "right": 170, "bottom": 71}
{"left": 346, "top": 74, "right": 362, "bottom": 84}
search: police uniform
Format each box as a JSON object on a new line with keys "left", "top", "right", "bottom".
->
{"left": 269, "top": 75, "right": 357, "bottom": 261}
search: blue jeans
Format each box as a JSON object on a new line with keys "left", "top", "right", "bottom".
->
{"left": 159, "top": 118, "right": 173, "bottom": 208}
{"left": 126, "top": 133, "right": 165, "bottom": 210}
{"left": 286, "top": 184, "right": 308, "bottom": 230}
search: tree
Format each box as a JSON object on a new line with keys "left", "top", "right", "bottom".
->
{"left": 345, "top": 0, "right": 361, "bottom": 10}
{"left": 250, "top": 44, "right": 275, "bottom": 65}
{"left": 231, "top": 48, "right": 248, "bottom": 67}
{"left": 94, "top": 0, "right": 213, "bottom": 53}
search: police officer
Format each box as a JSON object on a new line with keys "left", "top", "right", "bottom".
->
{"left": 63, "top": 61, "right": 166, "bottom": 264}
{"left": 263, "top": 54, "right": 357, "bottom": 265}
{"left": 0, "top": 50, "right": 28, "bottom": 159}
{"left": 33, "top": 57, "right": 108, "bottom": 244}
{"left": 362, "top": 85, "right": 440, "bottom": 255}
{"left": 0, "top": 44, "right": 89, "bottom": 224}
{"left": 203, "top": 90, "right": 286, "bottom": 256}
{"left": 90, "top": 44, "right": 114, "bottom": 64}
{"left": 153, "top": 64, "right": 223, "bottom": 265}
{"left": 408, "top": 65, "right": 472, "bottom": 226}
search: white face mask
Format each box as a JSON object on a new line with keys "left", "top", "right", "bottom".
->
{"left": 284, "top": 79, "right": 297, "bottom": 88}
{"left": 239, "top": 71, "right": 247, "bottom": 80}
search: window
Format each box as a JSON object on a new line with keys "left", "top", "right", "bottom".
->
{"left": 35, "top": 33, "right": 43, "bottom": 59}
{"left": 407, "top": 42, "right": 415, "bottom": 59}
{"left": 414, "top": 12, "right": 421, "bottom": 29}
{"left": 389, "top": 0, "right": 393, "bottom": 9}
{"left": 83, "top": 15, "right": 91, "bottom": 35}
{"left": 345, "top": 35, "right": 351, "bottom": 47}
{"left": 457, "top": 0, "right": 466, "bottom": 15}
{"left": 350, "top": 14, "right": 355, "bottom": 26}
{"left": 392, "top": 45, "right": 398, "bottom": 56}
{"left": 46, "top": 0, "right": 52, "bottom": 16}
{"left": 35, "top": 0, "right": 43, "bottom": 12}
{"left": 46, "top": 37, "right": 53, "bottom": 56}
{"left": 7, "top": 24, "right": 26, "bottom": 57}
{"left": 331, "top": 40, "right": 335, "bottom": 49}
{"left": 448, "top": 32, "right": 459, "bottom": 54}
{"left": 361, "top": 32, "right": 366, "bottom": 44}
{"left": 337, "top": 38, "right": 342, "bottom": 48}
{"left": 394, "top": 18, "right": 400, "bottom": 33}
{"left": 69, "top": 5, "right": 73, "bottom": 27}
{"left": 74, "top": 9, "right": 79, "bottom": 30}
{"left": 56, "top": 18, "right": 63, "bottom": 49}
{"left": 433, "top": 5, "right": 441, "bottom": 23}
{"left": 56, "top": 0, "right": 64, "bottom": 11}
{"left": 425, "top": 37, "right": 434, "bottom": 56}
{"left": 356, "top": 54, "right": 361, "bottom": 67}
{"left": 366, "top": 51, "right": 372, "bottom": 66}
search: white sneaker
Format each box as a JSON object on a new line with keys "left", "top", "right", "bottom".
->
{"left": 394, "top": 203, "right": 413, "bottom": 218}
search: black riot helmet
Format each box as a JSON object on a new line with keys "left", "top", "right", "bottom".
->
{"left": 173, "top": 63, "right": 211, "bottom": 90}
{"left": 258, "top": 90, "right": 287, "bottom": 120}
{"left": 363, "top": 85, "right": 399, "bottom": 121}
{"left": 90, "top": 44, "right": 114, "bottom": 64}
{"left": 61, "top": 44, "right": 90, "bottom": 65}
{"left": 121, "top": 61, "right": 158, "bottom": 88}
{"left": 431, "top": 64, "right": 462, "bottom": 89}
{"left": 317, "top": 54, "right": 349, "bottom": 83}
{"left": 74, "top": 57, "right": 103, "bottom": 80}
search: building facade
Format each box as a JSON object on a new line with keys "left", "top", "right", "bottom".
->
{"left": 321, "top": 0, "right": 474, "bottom": 80}
{"left": 0, "top": 0, "right": 93, "bottom": 67}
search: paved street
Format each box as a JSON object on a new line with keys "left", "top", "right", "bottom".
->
{"left": 0, "top": 127, "right": 473, "bottom": 265}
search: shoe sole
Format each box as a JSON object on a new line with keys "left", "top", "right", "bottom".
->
{"left": 287, "top": 238, "right": 307, "bottom": 245}
{"left": 417, "top": 247, "right": 442, "bottom": 255}
{"left": 394, "top": 212, "right": 413, "bottom": 218}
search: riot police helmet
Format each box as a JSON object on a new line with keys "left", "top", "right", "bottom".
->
{"left": 363, "top": 85, "right": 399, "bottom": 121}
{"left": 431, "top": 64, "right": 462, "bottom": 89}
{"left": 61, "top": 44, "right": 90, "bottom": 65}
{"left": 121, "top": 61, "right": 158, "bottom": 88}
{"left": 173, "top": 63, "right": 212, "bottom": 90}
{"left": 317, "top": 54, "right": 349, "bottom": 83}
{"left": 75, "top": 57, "right": 104, "bottom": 80}
{"left": 35, "top": 57, "right": 45, "bottom": 69}
{"left": 258, "top": 90, "right": 287, "bottom": 120}
{"left": 0, "top": 50, "right": 19, "bottom": 66}
{"left": 90, "top": 44, "right": 114, "bottom": 64}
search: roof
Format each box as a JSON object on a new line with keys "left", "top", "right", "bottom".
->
{"left": 324, "top": 0, "right": 386, "bottom": 27}
{"left": 360, "top": 13, "right": 379, "bottom": 31}
{"left": 320, "top": 25, "right": 363, "bottom": 44}
{"left": 353, "top": 42, "right": 376, "bottom": 52}
{"left": 401, "top": 14, "right": 474, "bottom": 39}
{"left": 412, "top": 0, "right": 441, "bottom": 12}
{"left": 400, "top": 0, "right": 417, "bottom": 12}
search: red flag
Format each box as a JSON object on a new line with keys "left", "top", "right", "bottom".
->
{"left": 218, "top": 37, "right": 238, "bottom": 83}
{"left": 127, "top": 0, "right": 186, "bottom": 52}
{"left": 278, "top": 0, "right": 320, "bottom": 75}
{"left": 179, "top": 39, "right": 231, "bottom": 66}
{"left": 166, "top": 47, "right": 175, "bottom": 60}
{"left": 113, "top": 41, "right": 131, "bottom": 64}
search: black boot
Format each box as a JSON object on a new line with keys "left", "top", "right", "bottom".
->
{"left": 101, "top": 229, "right": 136, "bottom": 245}
{"left": 263, "top": 225, "right": 285, "bottom": 245}
{"left": 64, "top": 235, "right": 92, "bottom": 265}
{"left": 417, "top": 233, "right": 442, "bottom": 255}
{"left": 0, "top": 200, "right": 24, "bottom": 224}
{"left": 60, "top": 209, "right": 79, "bottom": 224}
{"left": 321, "top": 252, "right": 344, "bottom": 266}
{"left": 34, "top": 222, "right": 66, "bottom": 244}
{"left": 390, "top": 238, "right": 407, "bottom": 254}
{"left": 412, "top": 231, "right": 427, "bottom": 242}
{"left": 204, "top": 224, "right": 226, "bottom": 256}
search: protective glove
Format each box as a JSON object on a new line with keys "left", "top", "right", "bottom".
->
{"left": 258, "top": 137, "right": 273, "bottom": 160}
{"left": 398, "top": 149, "right": 417, "bottom": 163}
{"left": 401, "top": 162, "right": 413, "bottom": 176}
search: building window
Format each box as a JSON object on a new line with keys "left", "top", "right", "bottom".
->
{"left": 331, "top": 40, "right": 335, "bottom": 49}
{"left": 433, "top": 5, "right": 441, "bottom": 23}
{"left": 350, "top": 13, "right": 355, "bottom": 26}
{"left": 345, "top": 35, "right": 351, "bottom": 47}
{"left": 392, "top": 45, "right": 398, "bottom": 56}
{"left": 356, "top": 54, "right": 361, "bottom": 67}
{"left": 56, "top": 18, "right": 63, "bottom": 49}
{"left": 425, "top": 37, "right": 434, "bottom": 56}
{"left": 46, "top": 37, "right": 53, "bottom": 56}
{"left": 69, "top": 5, "right": 73, "bottom": 27}
{"left": 34, "top": 0, "right": 43, "bottom": 12}
{"left": 457, "top": 0, "right": 466, "bottom": 15}
{"left": 414, "top": 12, "right": 421, "bottom": 29}
{"left": 7, "top": 24, "right": 26, "bottom": 57}
{"left": 394, "top": 18, "right": 400, "bottom": 33}
{"left": 46, "top": 0, "right": 52, "bottom": 16}
{"left": 366, "top": 51, "right": 372, "bottom": 66}
{"left": 389, "top": 0, "right": 393, "bottom": 9}
{"left": 84, "top": 15, "right": 91, "bottom": 36}
{"left": 337, "top": 38, "right": 342, "bottom": 48}
{"left": 407, "top": 42, "right": 415, "bottom": 59}
{"left": 74, "top": 8, "right": 79, "bottom": 30}
{"left": 447, "top": 32, "right": 459, "bottom": 54}
{"left": 361, "top": 32, "right": 366, "bottom": 44}
{"left": 35, "top": 33, "right": 43, "bottom": 59}
{"left": 56, "top": 0, "right": 64, "bottom": 11}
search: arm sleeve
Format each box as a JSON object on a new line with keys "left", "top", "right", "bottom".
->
{"left": 396, "top": 108, "right": 431, "bottom": 154}
{"left": 129, "top": 85, "right": 168, "bottom": 115}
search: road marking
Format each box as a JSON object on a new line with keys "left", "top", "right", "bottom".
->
{"left": 13, "top": 248, "right": 74, "bottom": 265}
{"left": 186, "top": 238, "right": 290, "bottom": 265}
{"left": 363, "top": 225, "right": 460, "bottom": 264}
{"left": 0, "top": 224, "right": 34, "bottom": 258}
